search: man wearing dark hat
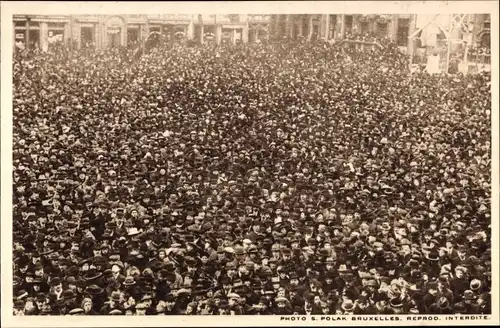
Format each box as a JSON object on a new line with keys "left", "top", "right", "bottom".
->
{"left": 354, "top": 295, "right": 377, "bottom": 314}
{"left": 422, "top": 281, "right": 441, "bottom": 312}
{"left": 62, "top": 289, "right": 78, "bottom": 312}
{"left": 163, "top": 294, "right": 179, "bottom": 315}
{"left": 100, "top": 291, "right": 125, "bottom": 315}
{"left": 13, "top": 299, "right": 26, "bottom": 316}
{"left": 453, "top": 290, "right": 480, "bottom": 314}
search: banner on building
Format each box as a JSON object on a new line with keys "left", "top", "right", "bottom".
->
{"left": 15, "top": 33, "right": 25, "bottom": 39}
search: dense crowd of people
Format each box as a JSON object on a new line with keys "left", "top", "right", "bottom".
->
{"left": 12, "top": 34, "right": 491, "bottom": 316}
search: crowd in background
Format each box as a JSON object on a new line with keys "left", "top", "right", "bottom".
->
{"left": 12, "top": 36, "right": 491, "bottom": 316}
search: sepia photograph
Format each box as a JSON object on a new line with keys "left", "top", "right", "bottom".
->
{"left": 1, "top": 1, "right": 498, "bottom": 326}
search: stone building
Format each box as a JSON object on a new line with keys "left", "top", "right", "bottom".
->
{"left": 13, "top": 13, "right": 489, "bottom": 56}
{"left": 270, "top": 14, "right": 490, "bottom": 55}
{"left": 13, "top": 14, "right": 272, "bottom": 49}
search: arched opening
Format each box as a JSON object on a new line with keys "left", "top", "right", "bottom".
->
{"left": 146, "top": 31, "right": 162, "bottom": 50}
{"left": 174, "top": 31, "right": 186, "bottom": 43}
{"left": 480, "top": 32, "right": 490, "bottom": 48}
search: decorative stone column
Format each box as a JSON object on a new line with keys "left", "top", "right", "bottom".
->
{"left": 215, "top": 24, "right": 222, "bottom": 45}
{"left": 407, "top": 14, "right": 417, "bottom": 59}
{"left": 298, "top": 16, "right": 304, "bottom": 37}
{"left": 322, "top": 14, "right": 330, "bottom": 40}
{"left": 70, "top": 20, "right": 81, "bottom": 49}
{"left": 390, "top": 15, "right": 398, "bottom": 42}
{"left": 12, "top": 21, "right": 16, "bottom": 50}
{"left": 99, "top": 16, "right": 107, "bottom": 49}
{"left": 285, "top": 15, "right": 292, "bottom": 38}
{"left": 64, "top": 21, "right": 71, "bottom": 46}
{"left": 40, "top": 22, "right": 49, "bottom": 52}
{"left": 339, "top": 14, "right": 345, "bottom": 39}
{"left": 25, "top": 19, "right": 31, "bottom": 49}
{"left": 186, "top": 21, "right": 194, "bottom": 40}
{"left": 269, "top": 16, "right": 275, "bottom": 37}
{"left": 242, "top": 22, "right": 249, "bottom": 43}
{"left": 307, "top": 15, "right": 314, "bottom": 40}
{"left": 121, "top": 16, "right": 128, "bottom": 47}
{"left": 231, "top": 29, "right": 236, "bottom": 44}
{"left": 95, "top": 17, "right": 102, "bottom": 49}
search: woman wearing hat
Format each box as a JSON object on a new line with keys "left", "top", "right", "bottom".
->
{"left": 274, "top": 296, "right": 292, "bottom": 315}
{"left": 183, "top": 301, "right": 198, "bottom": 315}
{"left": 82, "top": 298, "right": 98, "bottom": 315}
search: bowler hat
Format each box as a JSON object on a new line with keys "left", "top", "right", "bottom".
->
{"left": 84, "top": 284, "right": 104, "bottom": 295}
{"left": 110, "top": 291, "right": 121, "bottom": 302}
{"left": 83, "top": 269, "right": 102, "bottom": 281}
{"left": 463, "top": 290, "right": 477, "bottom": 301}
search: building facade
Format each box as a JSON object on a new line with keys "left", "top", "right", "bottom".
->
{"left": 270, "top": 14, "right": 490, "bottom": 56}
{"left": 13, "top": 13, "right": 489, "bottom": 55}
{"left": 13, "top": 14, "right": 272, "bottom": 50}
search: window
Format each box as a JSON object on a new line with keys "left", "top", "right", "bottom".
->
{"left": 361, "top": 21, "right": 369, "bottom": 33}
{"left": 28, "top": 29, "right": 40, "bottom": 49}
{"left": 81, "top": 26, "right": 95, "bottom": 46}
{"left": 345, "top": 15, "right": 353, "bottom": 33}
{"left": 329, "top": 15, "right": 337, "bottom": 29}
{"left": 127, "top": 28, "right": 139, "bottom": 43}
{"left": 14, "top": 21, "right": 26, "bottom": 28}
{"left": 396, "top": 18, "right": 409, "bottom": 46}
{"left": 483, "top": 22, "right": 490, "bottom": 29}
{"left": 480, "top": 33, "right": 490, "bottom": 48}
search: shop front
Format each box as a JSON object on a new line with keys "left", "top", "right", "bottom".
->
{"left": 221, "top": 27, "right": 242, "bottom": 44}
{"left": 80, "top": 24, "right": 96, "bottom": 48}
{"left": 127, "top": 24, "right": 140, "bottom": 45}
{"left": 13, "top": 19, "right": 41, "bottom": 50}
